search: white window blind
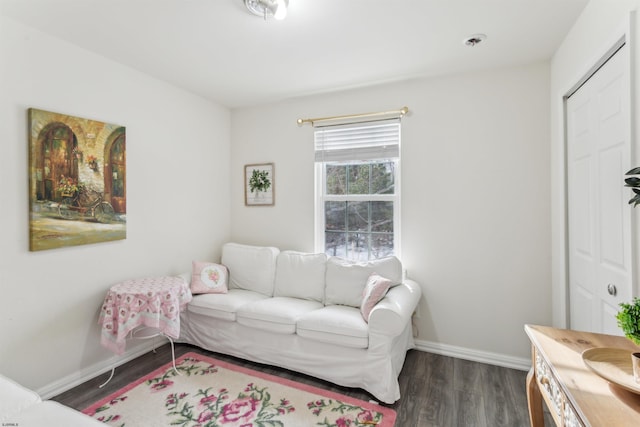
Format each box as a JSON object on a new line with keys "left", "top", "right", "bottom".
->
{"left": 314, "top": 119, "right": 400, "bottom": 162}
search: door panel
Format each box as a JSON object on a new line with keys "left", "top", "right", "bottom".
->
{"left": 599, "top": 148, "right": 625, "bottom": 266}
{"left": 572, "top": 158, "right": 593, "bottom": 254}
{"left": 602, "top": 302, "right": 621, "bottom": 335}
{"left": 567, "top": 44, "right": 632, "bottom": 334}
{"left": 572, "top": 285, "right": 594, "bottom": 332}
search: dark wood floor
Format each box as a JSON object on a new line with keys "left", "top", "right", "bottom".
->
{"left": 53, "top": 343, "right": 553, "bottom": 426}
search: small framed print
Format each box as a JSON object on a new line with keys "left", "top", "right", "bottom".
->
{"left": 245, "top": 163, "right": 274, "bottom": 206}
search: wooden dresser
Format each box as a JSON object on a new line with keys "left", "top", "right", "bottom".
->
{"left": 525, "top": 324, "right": 640, "bottom": 426}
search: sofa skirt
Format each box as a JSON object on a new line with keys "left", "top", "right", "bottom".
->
{"left": 176, "top": 310, "right": 414, "bottom": 404}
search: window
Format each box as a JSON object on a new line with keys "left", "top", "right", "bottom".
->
{"left": 315, "top": 119, "right": 400, "bottom": 261}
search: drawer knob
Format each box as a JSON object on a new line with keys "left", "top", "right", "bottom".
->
{"left": 607, "top": 284, "right": 617, "bottom": 296}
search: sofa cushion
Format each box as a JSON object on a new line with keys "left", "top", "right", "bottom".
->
{"left": 221, "top": 243, "right": 279, "bottom": 296}
{"left": 296, "top": 305, "right": 369, "bottom": 348}
{"left": 274, "top": 251, "right": 327, "bottom": 302}
{"left": 190, "top": 261, "right": 228, "bottom": 295}
{"left": 325, "top": 256, "right": 402, "bottom": 307}
{"left": 187, "top": 289, "right": 268, "bottom": 321}
{"left": 237, "top": 297, "right": 323, "bottom": 334}
{"left": 0, "top": 373, "right": 41, "bottom": 423}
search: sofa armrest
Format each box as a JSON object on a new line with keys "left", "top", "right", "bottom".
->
{"left": 0, "top": 373, "right": 41, "bottom": 423}
{"left": 368, "top": 279, "right": 422, "bottom": 336}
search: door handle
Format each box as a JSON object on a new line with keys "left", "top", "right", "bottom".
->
{"left": 607, "top": 283, "right": 617, "bottom": 296}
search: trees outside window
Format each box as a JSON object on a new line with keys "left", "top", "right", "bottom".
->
{"left": 322, "top": 161, "right": 396, "bottom": 260}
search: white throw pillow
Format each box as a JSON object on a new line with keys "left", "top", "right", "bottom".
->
{"left": 221, "top": 242, "right": 280, "bottom": 297}
{"left": 274, "top": 251, "right": 327, "bottom": 302}
{"left": 325, "top": 256, "right": 402, "bottom": 307}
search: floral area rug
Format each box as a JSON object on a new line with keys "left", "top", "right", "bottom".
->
{"left": 83, "top": 352, "right": 396, "bottom": 427}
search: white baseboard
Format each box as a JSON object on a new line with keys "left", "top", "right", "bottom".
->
{"left": 413, "top": 339, "right": 531, "bottom": 371}
{"left": 37, "top": 339, "right": 530, "bottom": 399}
{"left": 37, "top": 341, "right": 158, "bottom": 400}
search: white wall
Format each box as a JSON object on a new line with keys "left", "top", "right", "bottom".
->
{"left": 550, "top": 0, "right": 640, "bottom": 328}
{"left": 0, "top": 16, "right": 231, "bottom": 394}
{"left": 0, "top": 3, "right": 566, "bottom": 394}
{"left": 231, "top": 63, "right": 551, "bottom": 365}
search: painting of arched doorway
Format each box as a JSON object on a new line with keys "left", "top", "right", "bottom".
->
{"left": 34, "top": 123, "right": 78, "bottom": 202}
{"left": 104, "top": 128, "right": 126, "bottom": 213}
{"left": 28, "top": 108, "right": 126, "bottom": 251}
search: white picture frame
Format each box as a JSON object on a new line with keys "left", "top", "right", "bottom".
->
{"left": 244, "top": 163, "right": 274, "bottom": 206}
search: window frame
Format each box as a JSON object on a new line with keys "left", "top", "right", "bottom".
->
{"left": 314, "top": 158, "right": 401, "bottom": 260}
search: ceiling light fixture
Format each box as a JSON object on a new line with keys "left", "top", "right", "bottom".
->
{"left": 244, "top": 0, "right": 288, "bottom": 20}
{"left": 463, "top": 34, "right": 487, "bottom": 47}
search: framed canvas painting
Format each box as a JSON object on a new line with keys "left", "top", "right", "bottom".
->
{"left": 245, "top": 163, "right": 274, "bottom": 206}
{"left": 28, "top": 108, "right": 127, "bottom": 251}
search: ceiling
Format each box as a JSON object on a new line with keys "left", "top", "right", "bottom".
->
{"left": 1, "top": 0, "right": 589, "bottom": 109}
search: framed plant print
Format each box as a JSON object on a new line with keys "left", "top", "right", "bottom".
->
{"left": 245, "top": 163, "right": 274, "bottom": 206}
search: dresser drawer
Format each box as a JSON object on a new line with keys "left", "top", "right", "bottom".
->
{"left": 534, "top": 347, "right": 585, "bottom": 427}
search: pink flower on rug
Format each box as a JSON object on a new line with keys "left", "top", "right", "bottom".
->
{"left": 199, "top": 394, "right": 218, "bottom": 407}
{"left": 220, "top": 396, "right": 259, "bottom": 424}
{"left": 277, "top": 399, "right": 294, "bottom": 415}
{"left": 109, "top": 396, "right": 127, "bottom": 405}
{"left": 197, "top": 409, "right": 215, "bottom": 423}
{"left": 336, "top": 416, "right": 353, "bottom": 427}
{"left": 97, "top": 414, "right": 121, "bottom": 423}
{"left": 150, "top": 379, "right": 173, "bottom": 391}
{"left": 166, "top": 393, "right": 178, "bottom": 406}
{"left": 357, "top": 409, "right": 375, "bottom": 423}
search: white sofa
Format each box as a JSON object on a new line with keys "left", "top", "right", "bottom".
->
{"left": 0, "top": 373, "right": 104, "bottom": 426}
{"left": 177, "top": 242, "right": 422, "bottom": 404}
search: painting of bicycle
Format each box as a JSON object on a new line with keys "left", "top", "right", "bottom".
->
{"left": 28, "top": 108, "right": 126, "bottom": 251}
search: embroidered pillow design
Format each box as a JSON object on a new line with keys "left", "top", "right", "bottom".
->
{"left": 191, "top": 261, "right": 228, "bottom": 294}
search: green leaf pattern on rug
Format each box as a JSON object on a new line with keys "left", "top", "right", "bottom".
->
{"left": 307, "top": 399, "right": 384, "bottom": 427}
{"left": 93, "top": 395, "right": 127, "bottom": 426}
{"left": 164, "top": 382, "right": 295, "bottom": 426}
{"left": 145, "top": 357, "right": 218, "bottom": 393}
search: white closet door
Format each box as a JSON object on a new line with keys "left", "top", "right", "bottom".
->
{"left": 567, "top": 44, "right": 632, "bottom": 335}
